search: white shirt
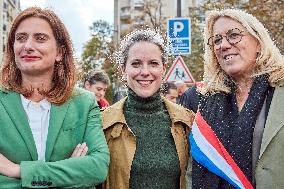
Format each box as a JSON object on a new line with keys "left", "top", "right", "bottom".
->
{"left": 21, "top": 95, "right": 51, "bottom": 161}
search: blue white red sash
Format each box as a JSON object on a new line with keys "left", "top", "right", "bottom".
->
{"left": 190, "top": 112, "right": 254, "bottom": 189}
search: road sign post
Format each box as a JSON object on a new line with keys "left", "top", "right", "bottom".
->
{"left": 167, "top": 18, "right": 191, "bottom": 55}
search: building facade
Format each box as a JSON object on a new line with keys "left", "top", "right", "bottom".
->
{"left": 113, "top": 0, "right": 206, "bottom": 45}
{"left": 0, "top": 0, "right": 20, "bottom": 63}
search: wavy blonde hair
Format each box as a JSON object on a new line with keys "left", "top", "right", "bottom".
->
{"left": 0, "top": 7, "right": 76, "bottom": 104}
{"left": 201, "top": 9, "right": 284, "bottom": 95}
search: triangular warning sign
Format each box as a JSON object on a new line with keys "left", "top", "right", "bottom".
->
{"left": 165, "top": 56, "right": 195, "bottom": 84}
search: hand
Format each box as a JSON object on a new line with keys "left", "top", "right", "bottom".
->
{"left": 70, "top": 142, "right": 88, "bottom": 157}
{"left": 0, "top": 153, "right": 20, "bottom": 178}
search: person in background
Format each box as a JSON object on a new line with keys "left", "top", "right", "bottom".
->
{"left": 161, "top": 81, "right": 178, "bottom": 103}
{"left": 0, "top": 7, "right": 109, "bottom": 188}
{"left": 175, "top": 80, "right": 188, "bottom": 97}
{"left": 102, "top": 29, "right": 195, "bottom": 189}
{"left": 187, "top": 9, "right": 284, "bottom": 189}
{"left": 176, "top": 85, "right": 200, "bottom": 112}
{"left": 175, "top": 80, "right": 200, "bottom": 112}
{"left": 84, "top": 70, "right": 110, "bottom": 110}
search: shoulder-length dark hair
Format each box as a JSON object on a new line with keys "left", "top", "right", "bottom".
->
{"left": 0, "top": 7, "right": 76, "bottom": 105}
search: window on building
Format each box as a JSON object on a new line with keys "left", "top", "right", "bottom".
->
{"left": 3, "top": 2, "right": 7, "bottom": 9}
{"left": 134, "top": 6, "right": 143, "bottom": 11}
{"left": 134, "top": 0, "right": 144, "bottom": 7}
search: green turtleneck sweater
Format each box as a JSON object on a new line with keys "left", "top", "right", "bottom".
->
{"left": 124, "top": 89, "right": 180, "bottom": 189}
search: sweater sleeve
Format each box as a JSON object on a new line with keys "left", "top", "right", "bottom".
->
{"left": 20, "top": 97, "right": 110, "bottom": 188}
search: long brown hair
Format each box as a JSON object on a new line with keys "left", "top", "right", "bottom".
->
{"left": 0, "top": 7, "right": 76, "bottom": 104}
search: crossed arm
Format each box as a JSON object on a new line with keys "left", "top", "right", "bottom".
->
{"left": 0, "top": 143, "right": 89, "bottom": 178}
{"left": 0, "top": 92, "right": 109, "bottom": 188}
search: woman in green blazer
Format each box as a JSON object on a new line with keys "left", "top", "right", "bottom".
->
{"left": 0, "top": 7, "right": 109, "bottom": 188}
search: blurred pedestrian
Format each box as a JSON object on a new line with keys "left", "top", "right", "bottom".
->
{"left": 161, "top": 81, "right": 178, "bottom": 103}
{"left": 176, "top": 85, "right": 200, "bottom": 112}
{"left": 175, "top": 80, "right": 199, "bottom": 111}
{"left": 0, "top": 7, "right": 109, "bottom": 188}
{"left": 175, "top": 80, "right": 188, "bottom": 97}
{"left": 102, "top": 29, "right": 195, "bottom": 189}
{"left": 84, "top": 70, "right": 110, "bottom": 110}
{"left": 188, "top": 9, "right": 284, "bottom": 189}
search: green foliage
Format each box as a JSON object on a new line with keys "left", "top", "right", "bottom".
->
{"left": 81, "top": 37, "right": 102, "bottom": 73}
{"left": 183, "top": 8, "right": 205, "bottom": 82}
{"left": 79, "top": 20, "right": 113, "bottom": 81}
{"left": 89, "top": 20, "right": 113, "bottom": 40}
{"left": 79, "top": 20, "right": 115, "bottom": 103}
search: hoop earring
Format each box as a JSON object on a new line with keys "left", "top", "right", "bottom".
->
{"left": 55, "top": 61, "right": 65, "bottom": 78}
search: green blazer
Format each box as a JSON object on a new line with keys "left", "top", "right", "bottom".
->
{"left": 0, "top": 87, "right": 109, "bottom": 188}
{"left": 255, "top": 80, "right": 284, "bottom": 188}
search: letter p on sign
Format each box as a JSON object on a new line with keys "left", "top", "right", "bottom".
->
{"left": 173, "top": 22, "right": 184, "bottom": 37}
{"left": 167, "top": 18, "right": 191, "bottom": 55}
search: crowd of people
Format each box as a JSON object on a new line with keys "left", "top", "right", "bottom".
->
{"left": 0, "top": 6, "right": 283, "bottom": 189}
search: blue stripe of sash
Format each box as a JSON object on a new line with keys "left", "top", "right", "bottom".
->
{"left": 190, "top": 133, "right": 242, "bottom": 189}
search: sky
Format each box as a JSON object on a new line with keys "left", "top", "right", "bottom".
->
{"left": 20, "top": 0, "right": 114, "bottom": 58}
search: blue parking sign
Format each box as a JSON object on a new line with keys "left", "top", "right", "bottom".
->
{"left": 167, "top": 18, "right": 191, "bottom": 55}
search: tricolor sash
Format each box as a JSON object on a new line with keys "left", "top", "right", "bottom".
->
{"left": 190, "top": 111, "right": 254, "bottom": 189}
